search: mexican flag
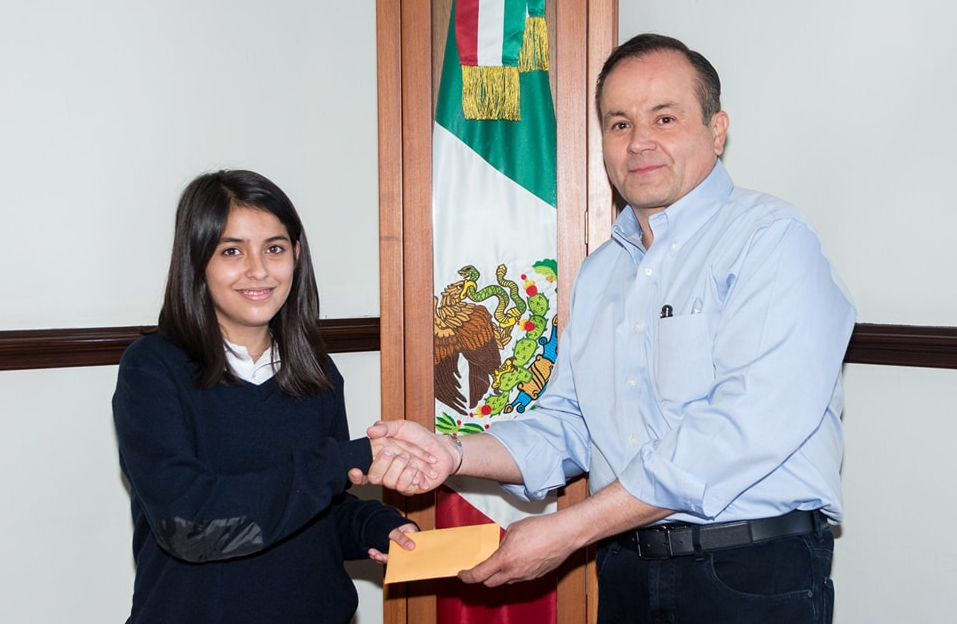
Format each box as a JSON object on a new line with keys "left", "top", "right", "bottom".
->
{"left": 432, "top": 1, "right": 558, "bottom": 622}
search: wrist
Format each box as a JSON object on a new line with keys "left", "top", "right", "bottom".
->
{"left": 446, "top": 435, "right": 464, "bottom": 475}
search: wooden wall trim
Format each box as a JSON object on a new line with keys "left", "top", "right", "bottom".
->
{"left": 845, "top": 323, "right": 957, "bottom": 369}
{"left": 2, "top": 322, "right": 954, "bottom": 373}
{"left": 553, "top": 2, "right": 618, "bottom": 622}
{"left": 0, "top": 318, "right": 381, "bottom": 372}
{"left": 377, "top": 1, "right": 437, "bottom": 623}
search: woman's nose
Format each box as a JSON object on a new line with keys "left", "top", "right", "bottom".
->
{"left": 244, "top": 253, "right": 268, "bottom": 279}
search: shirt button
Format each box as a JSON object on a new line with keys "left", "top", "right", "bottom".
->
{"left": 634, "top": 323, "right": 644, "bottom": 332}
{"left": 644, "top": 267, "right": 653, "bottom": 276}
{"left": 628, "top": 378, "right": 637, "bottom": 387}
{"left": 630, "top": 435, "right": 639, "bottom": 445}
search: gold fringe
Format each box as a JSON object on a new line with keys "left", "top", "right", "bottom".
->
{"left": 461, "top": 65, "right": 521, "bottom": 121}
{"left": 518, "top": 16, "right": 549, "bottom": 73}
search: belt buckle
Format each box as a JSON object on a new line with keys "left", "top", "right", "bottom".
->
{"left": 636, "top": 526, "right": 673, "bottom": 559}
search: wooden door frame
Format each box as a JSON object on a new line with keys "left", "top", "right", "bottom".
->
{"left": 376, "top": 2, "right": 618, "bottom": 623}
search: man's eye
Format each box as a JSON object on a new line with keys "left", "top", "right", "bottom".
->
{"left": 659, "top": 116, "right": 675, "bottom": 125}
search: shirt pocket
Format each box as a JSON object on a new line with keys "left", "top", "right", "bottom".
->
{"left": 655, "top": 312, "right": 714, "bottom": 403}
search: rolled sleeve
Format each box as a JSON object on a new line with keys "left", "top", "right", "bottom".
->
{"left": 487, "top": 341, "right": 593, "bottom": 501}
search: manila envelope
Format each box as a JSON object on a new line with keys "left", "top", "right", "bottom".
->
{"left": 384, "top": 523, "right": 501, "bottom": 584}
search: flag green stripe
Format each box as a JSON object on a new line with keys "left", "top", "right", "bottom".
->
{"left": 501, "top": 0, "right": 527, "bottom": 65}
{"left": 436, "top": 2, "right": 557, "bottom": 208}
{"left": 526, "top": 0, "right": 545, "bottom": 18}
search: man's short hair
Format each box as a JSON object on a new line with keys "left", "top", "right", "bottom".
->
{"left": 595, "top": 33, "right": 722, "bottom": 125}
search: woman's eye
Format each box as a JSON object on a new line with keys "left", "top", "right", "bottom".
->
{"left": 266, "top": 244, "right": 286, "bottom": 254}
{"left": 221, "top": 247, "right": 241, "bottom": 257}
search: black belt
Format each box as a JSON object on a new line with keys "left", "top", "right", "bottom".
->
{"left": 616, "top": 510, "right": 826, "bottom": 559}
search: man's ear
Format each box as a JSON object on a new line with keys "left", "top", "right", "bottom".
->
{"left": 711, "top": 110, "right": 730, "bottom": 156}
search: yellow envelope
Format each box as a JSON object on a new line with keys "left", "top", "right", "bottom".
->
{"left": 384, "top": 523, "right": 501, "bottom": 584}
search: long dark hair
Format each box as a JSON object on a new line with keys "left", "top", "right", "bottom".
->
{"left": 158, "top": 169, "right": 331, "bottom": 397}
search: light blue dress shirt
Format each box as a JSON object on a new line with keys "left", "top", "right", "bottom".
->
{"left": 489, "top": 161, "right": 856, "bottom": 524}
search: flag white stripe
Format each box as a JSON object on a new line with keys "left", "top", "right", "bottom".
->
{"left": 447, "top": 475, "right": 555, "bottom": 529}
{"left": 433, "top": 124, "right": 558, "bottom": 529}
{"left": 432, "top": 124, "right": 554, "bottom": 271}
{"left": 475, "top": 0, "right": 506, "bottom": 66}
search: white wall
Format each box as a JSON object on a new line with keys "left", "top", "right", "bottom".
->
{"left": 840, "top": 365, "right": 957, "bottom": 622}
{"left": 620, "top": 0, "right": 957, "bottom": 326}
{"left": 5, "top": 2, "right": 956, "bottom": 622}
{"left": 1, "top": 0, "right": 379, "bottom": 328}
{"left": 620, "top": 2, "right": 957, "bottom": 622}
{"left": 0, "top": 2, "right": 386, "bottom": 623}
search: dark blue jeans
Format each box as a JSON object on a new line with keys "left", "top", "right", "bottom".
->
{"left": 596, "top": 526, "right": 834, "bottom": 624}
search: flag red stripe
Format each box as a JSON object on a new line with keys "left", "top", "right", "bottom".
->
{"left": 435, "top": 486, "right": 557, "bottom": 624}
{"left": 455, "top": 0, "right": 480, "bottom": 66}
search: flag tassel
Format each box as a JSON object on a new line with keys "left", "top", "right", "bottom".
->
{"left": 461, "top": 65, "right": 521, "bottom": 121}
{"left": 519, "top": 16, "right": 549, "bottom": 72}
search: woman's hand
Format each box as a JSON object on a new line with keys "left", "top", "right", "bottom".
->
{"left": 368, "top": 522, "right": 418, "bottom": 564}
{"left": 349, "top": 428, "right": 443, "bottom": 491}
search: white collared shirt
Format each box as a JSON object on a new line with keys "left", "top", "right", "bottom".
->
{"left": 224, "top": 339, "right": 279, "bottom": 385}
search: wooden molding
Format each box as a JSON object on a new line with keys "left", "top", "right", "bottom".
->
{"left": 0, "top": 325, "right": 151, "bottom": 371}
{"left": 1, "top": 321, "right": 954, "bottom": 373}
{"left": 0, "top": 318, "right": 380, "bottom": 372}
{"left": 844, "top": 323, "right": 957, "bottom": 369}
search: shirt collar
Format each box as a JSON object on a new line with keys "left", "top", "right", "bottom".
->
{"left": 612, "top": 159, "right": 735, "bottom": 259}
{"left": 224, "top": 339, "right": 279, "bottom": 385}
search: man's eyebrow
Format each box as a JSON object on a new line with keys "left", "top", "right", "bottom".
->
{"left": 602, "top": 109, "right": 628, "bottom": 123}
{"left": 602, "top": 101, "right": 682, "bottom": 120}
{"left": 649, "top": 101, "right": 680, "bottom": 112}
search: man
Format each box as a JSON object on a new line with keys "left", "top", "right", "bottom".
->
{"left": 361, "top": 33, "right": 855, "bottom": 624}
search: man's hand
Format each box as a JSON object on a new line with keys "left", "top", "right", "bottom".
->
{"left": 349, "top": 420, "right": 459, "bottom": 495}
{"left": 348, "top": 427, "right": 443, "bottom": 491}
{"left": 458, "top": 481, "right": 674, "bottom": 587}
{"left": 458, "top": 512, "right": 580, "bottom": 587}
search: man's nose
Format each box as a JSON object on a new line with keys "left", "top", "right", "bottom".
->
{"left": 628, "top": 125, "right": 655, "bottom": 153}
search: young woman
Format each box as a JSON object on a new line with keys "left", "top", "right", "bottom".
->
{"left": 113, "top": 170, "right": 425, "bottom": 623}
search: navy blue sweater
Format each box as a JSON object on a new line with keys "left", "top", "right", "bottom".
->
{"left": 113, "top": 334, "right": 406, "bottom": 624}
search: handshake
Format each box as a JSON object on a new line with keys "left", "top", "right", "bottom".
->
{"left": 349, "top": 420, "right": 465, "bottom": 495}
{"left": 350, "top": 419, "right": 577, "bottom": 588}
